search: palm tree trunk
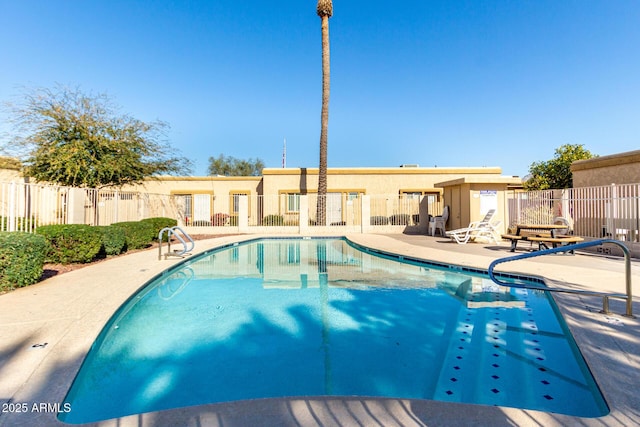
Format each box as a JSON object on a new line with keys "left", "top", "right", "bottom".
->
{"left": 317, "top": 0, "right": 332, "bottom": 226}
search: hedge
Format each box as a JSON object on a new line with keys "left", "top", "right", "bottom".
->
{"left": 0, "top": 216, "right": 37, "bottom": 231}
{"left": 98, "top": 225, "right": 127, "bottom": 256}
{"left": 111, "top": 221, "right": 156, "bottom": 250}
{"left": 370, "top": 216, "right": 389, "bottom": 225}
{"left": 0, "top": 232, "right": 47, "bottom": 291}
{"left": 262, "top": 215, "right": 284, "bottom": 226}
{"left": 140, "top": 217, "right": 178, "bottom": 240}
{"left": 389, "top": 214, "right": 411, "bottom": 225}
{"left": 36, "top": 224, "right": 104, "bottom": 264}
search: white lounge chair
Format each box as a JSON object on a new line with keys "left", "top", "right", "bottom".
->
{"left": 445, "top": 210, "right": 501, "bottom": 244}
{"left": 429, "top": 205, "right": 449, "bottom": 236}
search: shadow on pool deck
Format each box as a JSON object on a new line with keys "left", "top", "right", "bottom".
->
{"left": 0, "top": 233, "right": 638, "bottom": 427}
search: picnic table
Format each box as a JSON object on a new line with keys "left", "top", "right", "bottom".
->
{"left": 501, "top": 223, "right": 584, "bottom": 253}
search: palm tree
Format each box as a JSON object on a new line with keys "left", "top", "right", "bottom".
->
{"left": 316, "top": 0, "right": 333, "bottom": 226}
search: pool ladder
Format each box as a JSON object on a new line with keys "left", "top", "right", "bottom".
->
{"left": 158, "top": 226, "right": 195, "bottom": 260}
{"left": 488, "top": 239, "right": 635, "bottom": 318}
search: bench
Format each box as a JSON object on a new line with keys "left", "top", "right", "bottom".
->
{"left": 501, "top": 234, "right": 584, "bottom": 253}
{"left": 501, "top": 234, "right": 526, "bottom": 252}
{"left": 526, "top": 236, "right": 584, "bottom": 252}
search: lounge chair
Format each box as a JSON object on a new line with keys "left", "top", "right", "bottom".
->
{"left": 445, "top": 209, "right": 501, "bottom": 244}
{"left": 429, "top": 205, "right": 449, "bottom": 236}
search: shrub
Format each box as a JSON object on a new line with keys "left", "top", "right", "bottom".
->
{"left": 36, "top": 224, "right": 103, "bottom": 264}
{"left": 262, "top": 215, "right": 284, "bottom": 226}
{"left": 0, "top": 232, "right": 47, "bottom": 291}
{"left": 98, "top": 225, "right": 127, "bottom": 256}
{"left": 229, "top": 215, "right": 238, "bottom": 226}
{"left": 0, "top": 216, "right": 38, "bottom": 232}
{"left": 389, "top": 214, "right": 410, "bottom": 225}
{"left": 213, "top": 213, "right": 229, "bottom": 226}
{"left": 370, "top": 216, "right": 389, "bottom": 225}
{"left": 111, "top": 221, "right": 156, "bottom": 250}
{"left": 140, "top": 217, "right": 178, "bottom": 238}
{"left": 140, "top": 217, "right": 178, "bottom": 242}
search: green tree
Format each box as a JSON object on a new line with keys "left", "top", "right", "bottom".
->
{"left": 524, "top": 144, "right": 596, "bottom": 190}
{"left": 0, "top": 156, "right": 21, "bottom": 170}
{"left": 2, "top": 86, "right": 191, "bottom": 188}
{"left": 316, "top": 0, "right": 333, "bottom": 225}
{"left": 207, "top": 154, "right": 264, "bottom": 176}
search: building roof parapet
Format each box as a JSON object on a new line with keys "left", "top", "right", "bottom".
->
{"left": 435, "top": 176, "right": 523, "bottom": 188}
{"left": 153, "top": 175, "right": 262, "bottom": 182}
{"left": 263, "top": 166, "right": 503, "bottom": 176}
{"left": 571, "top": 150, "right": 640, "bottom": 172}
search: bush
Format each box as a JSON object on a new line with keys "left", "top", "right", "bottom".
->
{"left": 140, "top": 217, "right": 178, "bottom": 242}
{"left": 213, "top": 213, "right": 229, "bottom": 226}
{"left": 0, "top": 216, "right": 38, "bottom": 231}
{"left": 36, "top": 224, "right": 103, "bottom": 264}
{"left": 370, "top": 216, "right": 389, "bottom": 225}
{"left": 140, "top": 217, "right": 178, "bottom": 239}
{"left": 0, "top": 232, "right": 47, "bottom": 291}
{"left": 111, "top": 221, "right": 156, "bottom": 250}
{"left": 98, "top": 225, "right": 127, "bottom": 256}
{"left": 262, "top": 215, "right": 284, "bottom": 226}
{"left": 389, "top": 214, "right": 410, "bottom": 225}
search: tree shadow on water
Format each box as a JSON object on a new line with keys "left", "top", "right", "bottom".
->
{"left": 4, "top": 284, "right": 637, "bottom": 426}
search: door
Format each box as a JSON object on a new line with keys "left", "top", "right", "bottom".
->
{"left": 193, "top": 194, "right": 211, "bottom": 224}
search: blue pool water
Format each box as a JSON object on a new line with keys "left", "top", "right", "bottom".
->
{"left": 60, "top": 238, "right": 608, "bottom": 423}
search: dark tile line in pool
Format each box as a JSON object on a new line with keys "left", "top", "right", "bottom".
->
{"left": 218, "top": 237, "right": 546, "bottom": 288}
{"left": 187, "top": 237, "right": 547, "bottom": 291}
{"left": 357, "top": 245, "right": 546, "bottom": 286}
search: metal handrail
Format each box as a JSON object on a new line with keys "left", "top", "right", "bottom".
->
{"left": 158, "top": 226, "right": 195, "bottom": 260}
{"left": 487, "top": 239, "right": 634, "bottom": 317}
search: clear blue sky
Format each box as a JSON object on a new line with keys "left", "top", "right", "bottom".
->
{"left": 1, "top": 0, "right": 639, "bottom": 177}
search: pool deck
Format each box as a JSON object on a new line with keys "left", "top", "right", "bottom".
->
{"left": 1, "top": 233, "right": 638, "bottom": 427}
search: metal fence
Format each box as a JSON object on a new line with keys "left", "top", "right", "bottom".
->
{"left": 1, "top": 181, "right": 179, "bottom": 232}
{"left": 175, "top": 193, "right": 441, "bottom": 231}
{"left": 8, "top": 179, "right": 635, "bottom": 241}
{"left": 507, "top": 183, "right": 640, "bottom": 242}
{"left": 86, "top": 189, "right": 179, "bottom": 226}
{"left": 1, "top": 182, "right": 67, "bottom": 232}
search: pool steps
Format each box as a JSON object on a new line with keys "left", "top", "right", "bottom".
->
{"left": 158, "top": 226, "right": 195, "bottom": 260}
{"left": 488, "top": 239, "right": 634, "bottom": 318}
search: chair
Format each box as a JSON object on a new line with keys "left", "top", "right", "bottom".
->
{"left": 553, "top": 216, "right": 571, "bottom": 235}
{"left": 429, "top": 205, "right": 449, "bottom": 236}
{"left": 445, "top": 209, "right": 501, "bottom": 244}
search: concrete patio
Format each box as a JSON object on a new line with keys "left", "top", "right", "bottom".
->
{"left": 0, "top": 234, "right": 638, "bottom": 427}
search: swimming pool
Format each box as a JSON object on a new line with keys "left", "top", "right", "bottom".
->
{"left": 59, "top": 237, "right": 608, "bottom": 423}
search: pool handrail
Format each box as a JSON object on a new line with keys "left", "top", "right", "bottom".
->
{"left": 158, "top": 226, "right": 195, "bottom": 260}
{"left": 487, "top": 239, "right": 634, "bottom": 318}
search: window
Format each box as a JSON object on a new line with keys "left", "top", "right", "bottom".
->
{"left": 175, "top": 194, "right": 193, "bottom": 219}
{"left": 230, "top": 191, "right": 250, "bottom": 215}
{"left": 287, "top": 193, "right": 300, "bottom": 212}
{"left": 232, "top": 194, "right": 241, "bottom": 214}
{"left": 402, "top": 192, "right": 422, "bottom": 200}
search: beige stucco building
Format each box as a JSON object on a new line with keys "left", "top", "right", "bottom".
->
{"left": 571, "top": 150, "right": 640, "bottom": 187}
{"left": 1, "top": 161, "right": 522, "bottom": 234}
{"left": 125, "top": 166, "right": 521, "bottom": 232}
